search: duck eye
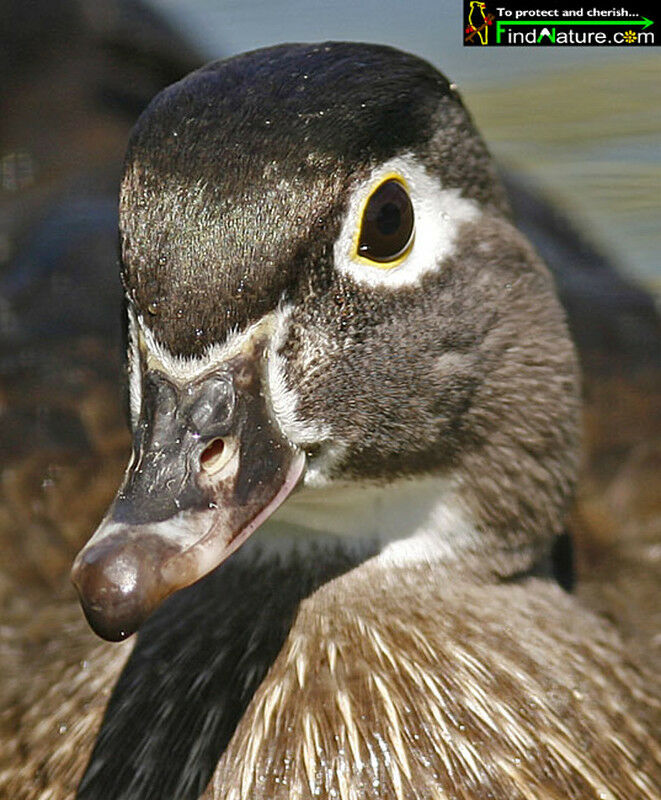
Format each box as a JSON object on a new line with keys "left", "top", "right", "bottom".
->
{"left": 357, "top": 178, "right": 414, "bottom": 265}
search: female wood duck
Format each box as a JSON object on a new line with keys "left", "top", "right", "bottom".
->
{"left": 1, "top": 42, "right": 659, "bottom": 800}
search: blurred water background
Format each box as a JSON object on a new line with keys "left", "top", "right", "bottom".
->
{"left": 150, "top": 0, "right": 661, "bottom": 294}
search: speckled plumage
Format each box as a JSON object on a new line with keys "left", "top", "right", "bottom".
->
{"left": 207, "top": 565, "right": 661, "bottom": 799}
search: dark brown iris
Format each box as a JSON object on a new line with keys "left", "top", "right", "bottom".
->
{"left": 358, "top": 179, "right": 414, "bottom": 264}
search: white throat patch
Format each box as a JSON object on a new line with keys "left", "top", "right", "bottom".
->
{"left": 333, "top": 155, "right": 480, "bottom": 288}
{"left": 258, "top": 475, "right": 479, "bottom": 567}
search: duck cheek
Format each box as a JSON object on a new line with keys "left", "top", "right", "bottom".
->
{"left": 71, "top": 355, "right": 306, "bottom": 643}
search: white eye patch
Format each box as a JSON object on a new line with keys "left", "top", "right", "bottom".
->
{"left": 333, "top": 155, "right": 480, "bottom": 288}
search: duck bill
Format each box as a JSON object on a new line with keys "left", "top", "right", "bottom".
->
{"left": 71, "top": 349, "right": 305, "bottom": 642}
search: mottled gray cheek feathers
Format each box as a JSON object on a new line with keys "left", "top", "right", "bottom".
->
{"left": 276, "top": 213, "right": 579, "bottom": 566}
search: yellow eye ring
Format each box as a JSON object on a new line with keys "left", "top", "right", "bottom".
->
{"left": 352, "top": 173, "right": 415, "bottom": 269}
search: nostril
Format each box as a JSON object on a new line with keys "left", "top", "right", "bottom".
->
{"left": 200, "top": 438, "right": 227, "bottom": 474}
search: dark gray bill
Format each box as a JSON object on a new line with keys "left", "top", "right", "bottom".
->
{"left": 71, "top": 350, "right": 305, "bottom": 641}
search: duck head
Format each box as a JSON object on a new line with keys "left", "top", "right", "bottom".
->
{"left": 72, "top": 42, "right": 580, "bottom": 642}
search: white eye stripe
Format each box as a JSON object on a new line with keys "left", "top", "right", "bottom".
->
{"left": 333, "top": 155, "right": 480, "bottom": 288}
{"left": 127, "top": 312, "right": 276, "bottom": 389}
{"left": 127, "top": 304, "right": 143, "bottom": 426}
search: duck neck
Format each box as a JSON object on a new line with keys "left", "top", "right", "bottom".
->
{"left": 264, "top": 472, "right": 547, "bottom": 582}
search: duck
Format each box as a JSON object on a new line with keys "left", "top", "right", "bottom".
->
{"left": 2, "top": 41, "right": 660, "bottom": 800}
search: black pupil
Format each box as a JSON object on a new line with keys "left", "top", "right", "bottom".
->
{"left": 377, "top": 202, "right": 401, "bottom": 236}
{"left": 358, "top": 179, "right": 414, "bottom": 263}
